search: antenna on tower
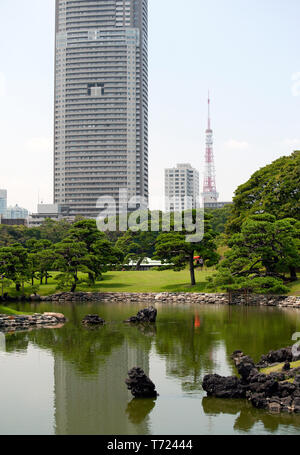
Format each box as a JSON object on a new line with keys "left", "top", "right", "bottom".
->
{"left": 207, "top": 90, "right": 211, "bottom": 131}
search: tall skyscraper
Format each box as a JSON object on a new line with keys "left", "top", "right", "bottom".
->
{"left": 202, "top": 94, "right": 219, "bottom": 204}
{"left": 54, "top": 0, "right": 148, "bottom": 217}
{"left": 165, "top": 164, "right": 199, "bottom": 212}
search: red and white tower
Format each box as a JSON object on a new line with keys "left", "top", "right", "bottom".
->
{"left": 202, "top": 93, "right": 219, "bottom": 204}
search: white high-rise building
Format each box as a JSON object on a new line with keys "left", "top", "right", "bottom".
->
{"left": 164, "top": 164, "right": 199, "bottom": 212}
{"left": 54, "top": 0, "right": 149, "bottom": 217}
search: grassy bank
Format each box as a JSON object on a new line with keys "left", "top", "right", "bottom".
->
{"left": 0, "top": 305, "right": 32, "bottom": 315}
{"left": 6, "top": 269, "right": 215, "bottom": 296}
{"left": 289, "top": 280, "right": 300, "bottom": 296}
{"left": 3, "top": 269, "right": 300, "bottom": 297}
{"left": 260, "top": 360, "right": 300, "bottom": 375}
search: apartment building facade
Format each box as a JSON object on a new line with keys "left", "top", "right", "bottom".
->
{"left": 165, "top": 164, "right": 200, "bottom": 212}
{"left": 54, "top": 0, "right": 148, "bottom": 217}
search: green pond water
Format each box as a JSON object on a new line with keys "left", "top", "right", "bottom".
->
{"left": 1, "top": 302, "right": 300, "bottom": 435}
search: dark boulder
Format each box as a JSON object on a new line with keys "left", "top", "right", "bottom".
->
{"left": 277, "top": 382, "right": 296, "bottom": 398}
{"left": 250, "top": 393, "right": 268, "bottom": 410}
{"left": 82, "top": 315, "right": 105, "bottom": 325}
{"left": 283, "top": 361, "right": 291, "bottom": 371}
{"left": 125, "top": 307, "right": 157, "bottom": 324}
{"left": 202, "top": 374, "right": 246, "bottom": 399}
{"left": 232, "top": 352, "right": 258, "bottom": 381}
{"left": 268, "top": 372, "right": 285, "bottom": 382}
{"left": 294, "top": 397, "right": 300, "bottom": 413}
{"left": 125, "top": 367, "right": 158, "bottom": 398}
{"left": 280, "top": 396, "right": 293, "bottom": 412}
{"left": 259, "top": 347, "right": 293, "bottom": 365}
{"left": 294, "top": 375, "right": 300, "bottom": 386}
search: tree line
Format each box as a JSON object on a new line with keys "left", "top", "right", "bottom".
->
{"left": 0, "top": 151, "right": 299, "bottom": 296}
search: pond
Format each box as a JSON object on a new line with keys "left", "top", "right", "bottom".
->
{"left": 1, "top": 302, "right": 300, "bottom": 435}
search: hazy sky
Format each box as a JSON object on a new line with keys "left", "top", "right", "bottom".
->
{"left": 0, "top": 0, "right": 299, "bottom": 212}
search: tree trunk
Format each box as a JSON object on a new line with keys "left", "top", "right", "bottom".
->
{"left": 289, "top": 266, "right": 297, "bottom": 282}
{"left": 88, "top": 272, "right": 95, "bottom": 285}
{"left": 71, "top": 273, "right": 78, "bottom": 293}
{"left": 45, "top": 273, "right": 48, "bottom": 285}
{"left": 189, "top": 254, "right": 196, "bottom": 286}
{"left": 16, "top": 283, "right": 21, "bottom": 292}
{"left": 135, "top": 257, "right": 144, "bottom": 271}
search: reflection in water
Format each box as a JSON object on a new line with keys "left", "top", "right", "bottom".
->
{"left": 202, "top": 397, "right": 300, "bottom": 433}
{"left": 126, "top": 398, "right": 157, "bottom": 425}
{"left": 136, "top": 323, "right": 157, "bottom": 337}
{"left": 54, "top": 338, "right": 150, "bottom": 435}
{"left": 0, "top": 332, "right": 5, "bottom": 352}
{"left": 2, "top": 302, "right": 300, "bottom": 435}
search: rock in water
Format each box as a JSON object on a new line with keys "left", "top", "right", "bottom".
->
{"left": 231, "top": 351, "right": 258, "bottom": 380}
{"left": 202, "top": 374, "right": 247, "bottom": 399}
{"left": 43, "top": 312, "right": 66, "bottom": 322}
{"left": 125, "top": 367, "right": 158, "bottom": 398}
{"left": 125, "top": 307, "right": 157, "bottom": 324}
{"left": 82, "top": 315, "right": 105, "bottom": 325}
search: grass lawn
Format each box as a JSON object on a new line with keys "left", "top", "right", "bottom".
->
{"left": 3, "top": 269, "right": 300, "bottom": 297}
{"left": 6, "top": 268, "right": 215, "bottom": 297}
{"left": 0, "top": 305, "right": 32, "bottom": 316}
{"left": 260, "top": 360, "right": 300, "bottom": 375}
{"left": 289, "top": 279, "right": 300, "bottom": 296}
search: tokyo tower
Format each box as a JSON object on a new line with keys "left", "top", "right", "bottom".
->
{"left": 202, "top": 93, "right": 219, "bottom": 204}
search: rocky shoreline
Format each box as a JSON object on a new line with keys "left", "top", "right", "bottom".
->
{"left": 0, "top": 312, "right": 66, "bottom": 332}
{"left": 203, "top": 347, "right": 300, "bottom": 414}
{"left": 23, "top": 291, "right": 300, "bottom": 308}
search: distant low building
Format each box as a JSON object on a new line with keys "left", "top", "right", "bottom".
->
{"left": 0, "top": 216, "right": 27, "bottom": 226}
{"left": 125, "top": 258, "right": 172, "bottom": 271}
{"left": 204, "top": 201, "right": 232, "bottom": 209}
{"left": 27, "top": 203, "right": 75, "bottom": 227}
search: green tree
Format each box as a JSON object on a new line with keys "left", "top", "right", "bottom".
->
{"left": 208, "top": 213, "right": 300, "bottom": 295}
{"left": 116, "top": 230, "right": 158, "bottom": 269}
{"left": 205, "top": 205, "right": 233, "bottom": 234}
{"left": 53, "top": 240, "right": 91, "bottom": 292}
{"left": 66, "top": 220, "right": 123, "bottom": 283}
{"left": 0, "top": 244, "right": 30, "bottom": 293}
{"left": 154, "top": 213, "right": 219, "bottom": 286}
{"left": 227, "top": 150, "right": 300, "bottom": 234}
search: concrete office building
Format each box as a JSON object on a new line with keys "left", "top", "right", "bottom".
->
{"left": 27, "top": 203, "right": 75, "bottom": 227}
{"left": 54, "top": 0, "right": 149, "bottom": 217}
{"left": 165, "top": 164, "right": 200, "bottom": 212}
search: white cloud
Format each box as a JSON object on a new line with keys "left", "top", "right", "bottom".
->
{"left": 0, "top": 72, "right": 6, "bottom": 97}
{"left": 223, "top": 139, "right": 250, "bottom": 151}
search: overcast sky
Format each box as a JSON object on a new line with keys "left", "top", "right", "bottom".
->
{"left": 0, "top": 0, "right": 299, "bottom": 212}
